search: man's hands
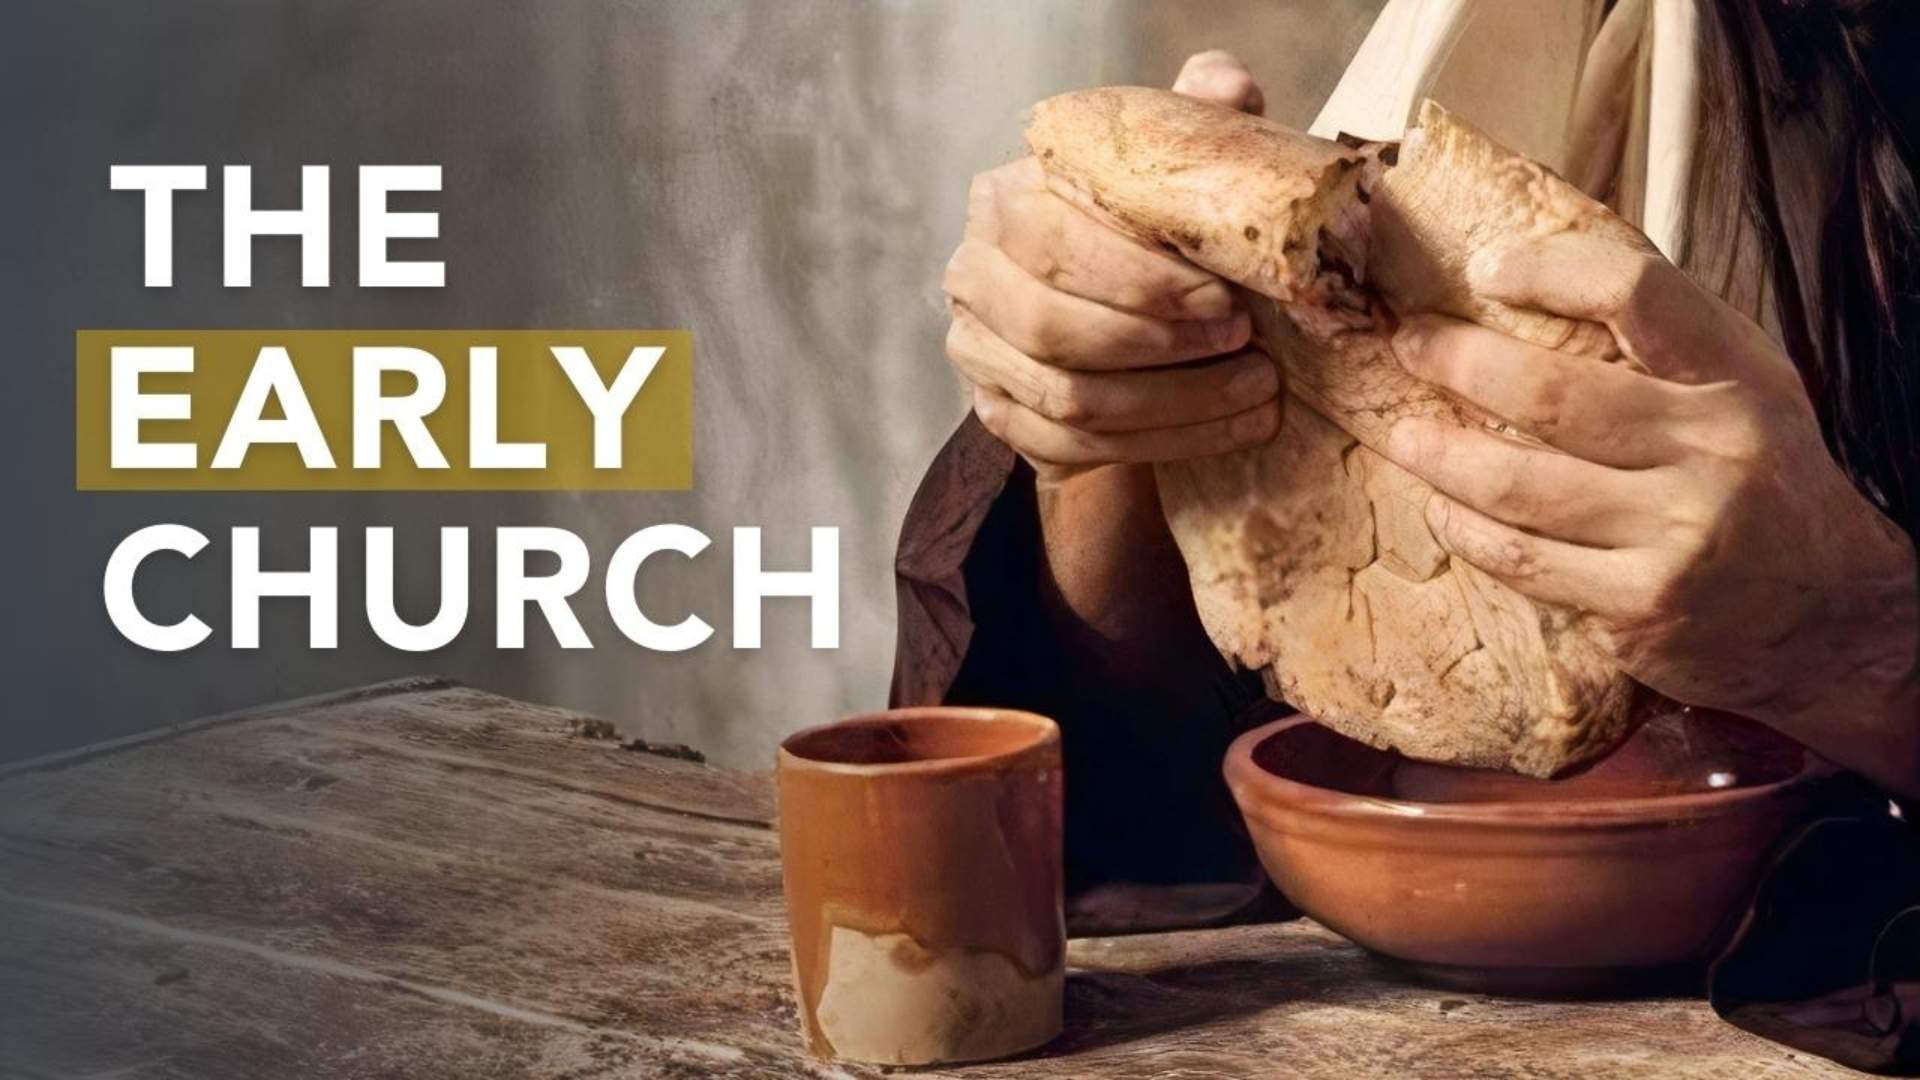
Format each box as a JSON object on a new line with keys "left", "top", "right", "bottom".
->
{"left": 1383, "top": 231, "right": 1920, "bottom": 793}
{"left": 938, "top": 52, "right": 1277, "bottom": 676}
{"left": 942, "top": 51, "right": 1281, "bottom": 487}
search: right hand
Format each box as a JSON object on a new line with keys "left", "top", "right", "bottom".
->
{"left": 941, "top": 51, "right": 1282, "bottom": 486}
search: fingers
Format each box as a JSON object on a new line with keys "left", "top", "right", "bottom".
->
{"left": 1173, "top": 50, "right": 1265, "bottom": 115}
{"left": 1391, "top": 314, "right": 1687, "bottom": 467}
{"left": 947, "top": 309, "right": 1279, "bottom": 432}
{"left": 1469, "top": 231, "right": 1799, "bottom": 389}
{"left": 972, "top": 384, "right": 1280, "bottom": 469}
{"left": 945, "top": 64, "right": 1268, "bottom": 476}
{"left": 945, "top": 236, "right": 1250, "bottom": 369}
{"left": 1385, "top": 417, "right": 1655, "bottom": 548}
{"left": 1422, "top": 493, "right": 1644, "bottom": 616}
{"left": 969, "top": 160, "right": 1235, "bottom": 321}
{"left": 1467, "top": 231, "right": 1662, "bottom": 326}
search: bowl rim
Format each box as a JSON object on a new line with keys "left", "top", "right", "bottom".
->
{"left": 1223, "top": 715, "right": 1821, "bottom": 828}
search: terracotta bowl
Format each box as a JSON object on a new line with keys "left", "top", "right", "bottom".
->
{"left": 1223, "top": 709, "right": 1821, "bottom": 995}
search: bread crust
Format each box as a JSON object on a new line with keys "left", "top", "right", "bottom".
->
{"left": 1028, "top": 90, "right": 1644, "bottom": 777}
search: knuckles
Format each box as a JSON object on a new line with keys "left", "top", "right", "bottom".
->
{"left": 1395, "top": 320, "right": 1454, "bottom": 377}
{"left": 1604, "top": 251, "right": 1689, "bottom": 354}
{"left": 1426, "top": 491, "right": 1559, "bottom": 584}
{"left": 1021, "top": 314, "right": 1071, "bottom": 366}
{"left": 1585, "top": 250, "right": 1676, "bottom": 324}
{"left": 969, "top": 159, "right": 1032, "bottom": 211}
{"left": 1500, "top": 542, "right": 1543, "bottom": 581}
{"left": 1619, "top": 252, "right": 1675, "bottom": 315}
{"left": 1483, "top": 461, "right": 1542, "bottom": 519}
{"left": 940, "top": 238, "right": 985, "bottom": 303}
{"left": 964, "top": 170, "right": 996, "bottom": 216}
{"left": 1033, "top": 374, "right": 1100, "bottom": 426}
{"left": 1386, "top": 418, "right": 1440, "bottom": 471}
{"left": 1471, "top": 527, "right": 1541, "bottom": 580}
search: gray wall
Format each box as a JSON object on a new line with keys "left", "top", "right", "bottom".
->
{"left": 11, "top": 0, "right": 1378, "bottom": 768}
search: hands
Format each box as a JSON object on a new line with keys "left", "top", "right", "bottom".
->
{"left": 942, "top": 51, "right": 1281, "bottom": 489}
{"left": 1383, "top": 231, "right": 1920, "bottom": 792}
{"left": 937, "top": 52, "right": 1277, "bottom": 674}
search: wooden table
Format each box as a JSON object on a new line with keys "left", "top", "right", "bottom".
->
{"left": 0, "top": 679, "right": 1857, "bottom": 1078}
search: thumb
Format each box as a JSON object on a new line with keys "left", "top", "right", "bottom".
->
{"left": 1172, "top": 50, "right": 1265, "bottom": 115}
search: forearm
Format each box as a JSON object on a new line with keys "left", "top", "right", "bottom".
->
{"left": 1760, "top": 544, "right": 1920, "bottom": 797}
{"left": 894, "top": 431, "right": 1268, "bottom": 891}
{"left": 1770, "top": 672, "right": 1919, "bottom": 799}
{"left": 1034, "top": 464, "right": 1223, "bottom": 684}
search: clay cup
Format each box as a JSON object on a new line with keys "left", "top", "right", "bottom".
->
{"left": 776, "top": 707, "right": 1063, "bottom": 1065}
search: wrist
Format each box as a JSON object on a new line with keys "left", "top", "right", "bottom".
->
{"left": 1035, "top": 463, "right": 1173, "bottom": 628}
{"left": 1763, "top": 533, "right": 1920, "bottom": 794}
{"left": 1035, "top": 463, "right": 1213, "bottom": 678}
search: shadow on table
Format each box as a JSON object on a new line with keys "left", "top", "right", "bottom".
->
{"left": 1037, "top": 954, "right": 1394, "bottom": 1058}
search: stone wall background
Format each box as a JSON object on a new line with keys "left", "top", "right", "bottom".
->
{"left": 9, "top": 0, "right": 1380, "bottom": 766}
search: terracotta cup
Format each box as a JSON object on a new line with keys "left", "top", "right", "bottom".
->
{"left": 776, "top": 707, "right": 1063, "bottom": 1065}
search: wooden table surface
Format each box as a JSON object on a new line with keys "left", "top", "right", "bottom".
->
{"left": 0, "top": 679, "right": 1858, "bottom": 1079}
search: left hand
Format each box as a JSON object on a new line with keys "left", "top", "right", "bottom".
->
{"left": 1382, "top": 230, "right": 1919, "bottom": 790}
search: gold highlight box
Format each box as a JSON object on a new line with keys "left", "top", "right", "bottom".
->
{"left": 76, "top": 330, "right": 692, "bottom": 490}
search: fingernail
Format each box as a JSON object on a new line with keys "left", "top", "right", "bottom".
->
{"left": 1206, "top": 311, "right": 1251, "bottom": 353}
{"left": 1226, "top": 359, "right": 1280, "bottom": 402}
{"left": 1231, "top": 402, "right": 1279, "bottom": 443}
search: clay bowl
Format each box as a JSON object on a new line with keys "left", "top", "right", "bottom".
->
{"left": 1223, "top": 708, "right": 1820, "bottom": 995}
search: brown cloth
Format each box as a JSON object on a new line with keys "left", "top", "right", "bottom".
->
{"left": 892, "top": 415, "right": 1920, "bottom": 1074}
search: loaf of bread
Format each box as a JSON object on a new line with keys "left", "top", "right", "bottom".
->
{"left": 1027, "top": 88, "right": 1648, "bottom": 776}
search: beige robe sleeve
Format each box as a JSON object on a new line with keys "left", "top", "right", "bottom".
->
{"left": 1309, "top": 0, "right": 1698, "bottom": 261}
{"left": 1307, "top": 0, "right": 1603, "bottom": 175}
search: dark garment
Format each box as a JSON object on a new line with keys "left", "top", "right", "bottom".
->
{"left": 891, "top": 414, "right": 1289, "bottom": 932}
{"left": 1710, "top": 776, "right": 1920, "bottom": 1074}
{"left": 892, "top": 415, "right": 1920, "bottom": 1072}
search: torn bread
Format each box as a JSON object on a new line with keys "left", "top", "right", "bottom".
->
{"left": 1027, "top": 89, "right": 1647, "bottom": 776}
